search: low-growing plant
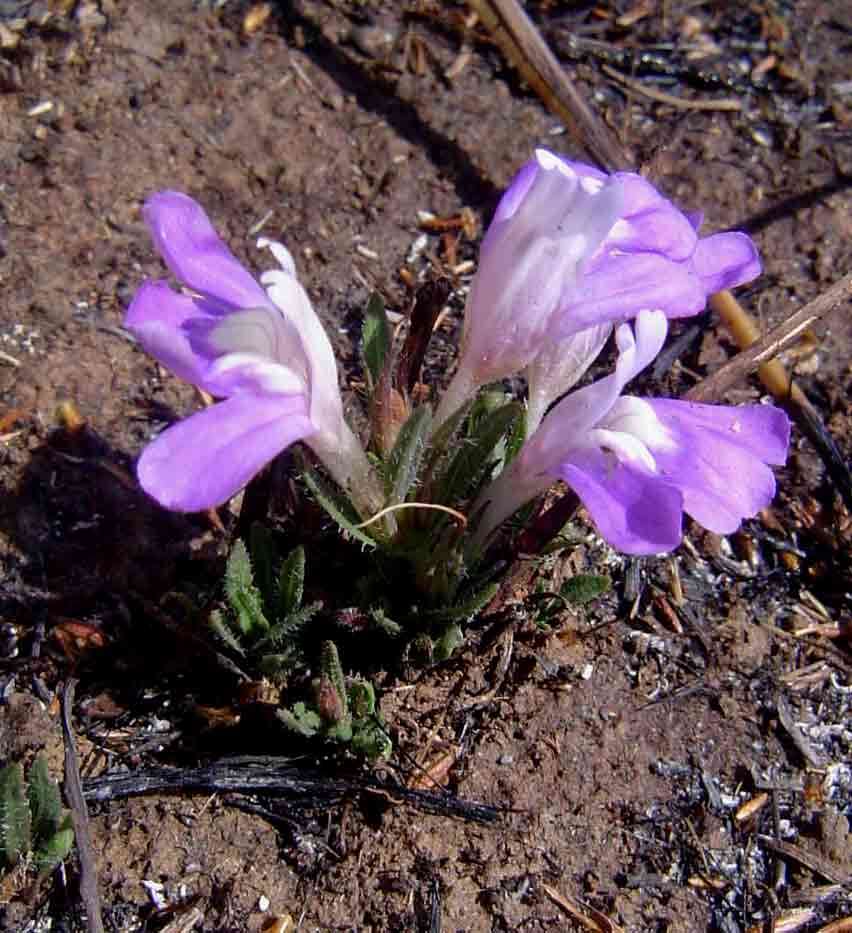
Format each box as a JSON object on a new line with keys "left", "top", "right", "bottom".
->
{"left": 0, "top": 755, "right": 74, "bottom": 879}
{"left": 210, "top": 531, "right": 392, "bottom": 760}
{"left": 124, "top": 151, "right": 791, "bottom": 756}
{"left": 209, "top": 529, "right": 321, "bottom": 682}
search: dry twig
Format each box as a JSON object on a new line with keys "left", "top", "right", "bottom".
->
{"left": 61, "top": 679, "right": 105, "bottom": 933}
{"left": 758, "top": 835, "right": 851, "bottom": 886}
{"left": 601, "top": 64, "right": 742, "bottom": 111}
{"left": 686, "top": 272, "right": 852, "bottom": 402}
{"left": 541, "top": 883, "right": 625, "bottom": 932}
{"left": 465, "top": 0, "right": 629, "bottom": 171}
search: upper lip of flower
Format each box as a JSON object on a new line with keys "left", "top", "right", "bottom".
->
{"left": 143, "top": 190, "right": 270, "bottom": 312}
{"left": 123, "top": 191, "right": 366, "bottom": 513}
{"left": 126, "top": 191, "right": 348, "bottom": 438}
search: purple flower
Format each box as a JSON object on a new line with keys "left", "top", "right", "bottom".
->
{"left": 473, "top": 310, "right": 789, "bottom": 555}
{"left": 435, "top": 149, "right": 761, "bottom": 431}
{"left": 126, "top": 192, "right": 381, "bottom": 514}
{"left": 434, "top": 150, "right": 623, "bottom": 427}
{"left": 548, "top": 159, "right": 760, "bottom": 338}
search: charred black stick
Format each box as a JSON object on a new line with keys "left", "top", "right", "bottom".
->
{"left": 783, "top": 383, "right": 852, "bottom": 511}
{"left": 82, "top": 756, "right": 500, "bottom": 824}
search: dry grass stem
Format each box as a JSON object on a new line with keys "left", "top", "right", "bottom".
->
{"left": 601, "top": 64, "right": 742, "bottom": 110}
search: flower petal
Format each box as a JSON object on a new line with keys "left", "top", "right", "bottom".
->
{"left": 203, "top": 353, "right": 308, "bottom": 397}
{"left": 604, "top": 173, "right": 697, "bottom": 261}
{"left": 685, "top": 210, "right": 704, "bottom": 231}
{"left": 480, "top": 150, "right": 581, "bottom": 265}
{"left": 125, "top": 280, "right": 218, "bottom": 385}
{"left": 647, "top": 400, "right": 789, "bottom": 465}
{"left": 645, "top": 399, "right": 787, "bottom": 534}
{"left": 553, "top": 157, "right": 607, "bottom": 185}
{"left": 459, "top": 155, "right": 623, "bottom": 384}
{"left": 261, "top": 265, "right": 346, "bottom": 434}
{"left": 257, "top": 237, "right": 297, "bottom": 277}
{"left": 558, "top": 448, "right": 684, "bottom": 554}
{"left": 137, "top": 393, "right": 315, "bottom": 511}
{"left": 556, "top": 251, "right": 707, "bottom": 336}
{"left": 525, "top": 321, "right": 612, "bottom": 430}
{"left": 144, "top": 191, "right": 269, "bottom": 310}
{"left": 691, "top": 232, "right": 761, "bottom": 293}
{"left": 200, "top": 306, "right": 310, "bottom": 385}
{"left": 488, "top": 158, "right": 540, "bottom": 228}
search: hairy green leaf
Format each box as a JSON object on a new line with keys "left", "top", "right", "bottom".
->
{"left": 34, "top": 817, "right": 74, "bottom": 877}
{"left": 248, "top": 522, "right": 277, "bottom": 613}
{"left": 424, "top": 581, "right": 498, "bottom": 624}
{"left": 436, "top": 402, "right": 522, "bottom": 504}
{"left": 369, "top": 607, "right": 402, "bottom": 638}
{"left": 27, "top": 756, "right": 62, "bottom": 844}
{"left": 319, "top": 641, "right": 349, "bottom": 723}
{"left": 325, "top": 720, "right": 354, "bottom": 743}
{"left": 225, "top": 539, "right": 270, "bottom": 636}
{"left": 433, "top": 623, "right": 464, "bottom": 661}
{"left": 276, "top": 703, "right": 322, "bottom": 737}
{"left": 303, "top": 471, "right": 377, "bottom": 549}
{"left": 277, "top": 545, "right": 306, "bottom": 619}
{"left": 503, "top": 398, "right": 528, "bottom": 466}
{"left": 0, "top": 762, "right": 31, "bottom": 868}
{"left": 361, "top": 292, "right": 392, "bottom": 388}
{"left": 254, "top": 600, "right": 322, "bottom": 653}
{"left": 560, "top": 574, "right": 611, "bottom": 605}
{"left": 348, "top": 679, "right": 377, "bottom": 720}
{"left": 351, "top": 721, "right": 392, "bottom": 761}
{"left": 384, "top": 405, "right": 432, "bottom": 505}
{"left": 419, "top": 402, "right": 471, "bottom": 498}
{"left": 208, "top": 608, "right": 246, "bottom": 656}
{"left": 257, "top": 653, "right": 294, "bottom": 680}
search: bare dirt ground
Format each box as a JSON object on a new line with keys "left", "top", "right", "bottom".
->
{"left": 0, "top": 1, "right": 851, "bottom": 931}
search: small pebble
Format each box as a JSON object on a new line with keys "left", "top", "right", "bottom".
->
{"left": 750, "top": 125, "right": 774, "bottom": 148}
{"left": 349, "top": 22, "right": 397, "bottom": 59}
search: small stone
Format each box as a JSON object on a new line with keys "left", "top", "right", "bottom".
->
{"left": 349, "top": 22, "right": 397, "bottom": 59}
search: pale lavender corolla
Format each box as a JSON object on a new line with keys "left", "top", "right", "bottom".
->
{"left": 472, "top": 310, "right": 790, "bottom": 555}
{"left": 433, "top": 149, "right": 624, "bottom": 429}
{"left": 125, "top": 192, "right": 382, "bottom": 515}
{"left": 433, "top": 148, "right": 762, "bottom": 433}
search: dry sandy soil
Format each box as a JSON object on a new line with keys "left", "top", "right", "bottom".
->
{"left": 0, "top": 1, "right": 851, "bottom": 931}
